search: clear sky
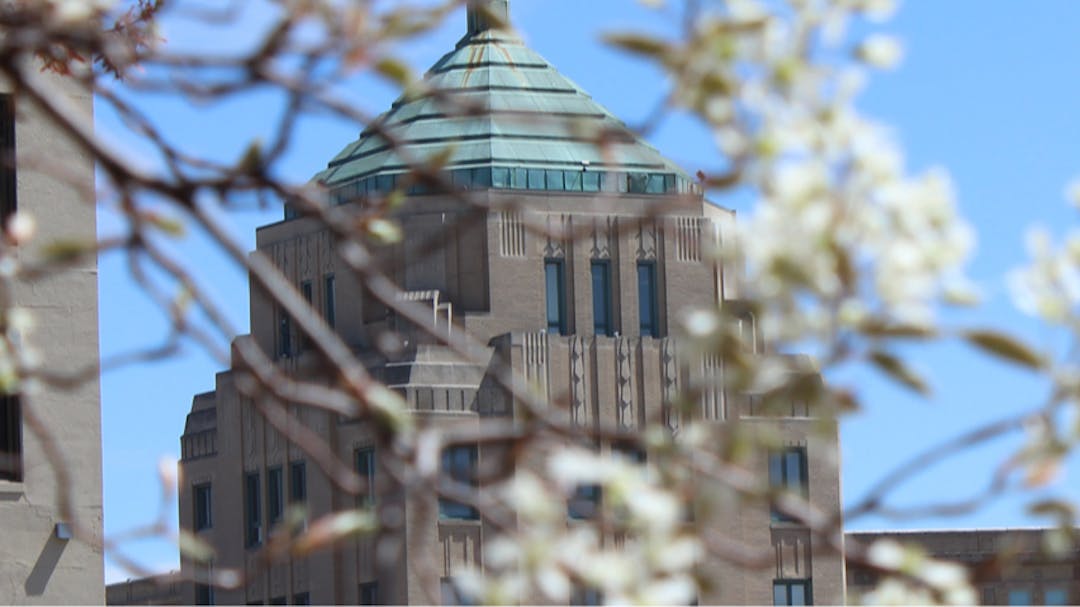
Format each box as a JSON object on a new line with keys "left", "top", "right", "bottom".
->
{"left": 97, "top": 0, "right": 1080, "bottom": 582}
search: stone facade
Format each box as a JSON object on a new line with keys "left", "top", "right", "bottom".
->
{"left": 177, "top": 3, "right": 844, "bottom": 604}
{"left": 0, "top": 70, "right": 104, "bottom": 602}
{"left": 847, "top": 529, "right": 1080, "bottom": 606}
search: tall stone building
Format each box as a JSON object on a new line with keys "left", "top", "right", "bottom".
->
{"left": 178, "top": 1, "right": 843, "bottom": 604}
{"left": 0, "top": 74, "right": 104, "bottom": 601}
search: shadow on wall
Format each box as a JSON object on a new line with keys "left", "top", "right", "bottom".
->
{"left": 25, "top": 532, "right": 67, "bottom": 596}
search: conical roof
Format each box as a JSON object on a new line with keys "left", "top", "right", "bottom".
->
{"left": 316, "top": 4, "right": 698, "bottom": 201}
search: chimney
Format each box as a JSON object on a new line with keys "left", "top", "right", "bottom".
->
{"left": 467, "top": 0, "right": 509, "bottom": 35}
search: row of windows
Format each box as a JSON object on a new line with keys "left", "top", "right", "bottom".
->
{"left": 545, "top": 259, "right": 660, "bottom": 338}
{"left": 278, "top": 274, "right": 335, "bottom": 359}
{"left": 240, "top": 461, "right": 307, "bottom": 547}
{"left": 322, "top": 167, "right": 698, "bottom": 208}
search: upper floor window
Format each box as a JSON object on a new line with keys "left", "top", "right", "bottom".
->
{"left": 356, "top": 447, "right": 375, "bottom": 508}
{"left": 769, "top": 447, "right": 808, "bottom": 522}
{"left": 0, "top": 394, "right": 21, "bottom": 482}
{"left": 0, "top": 94, "right": 15, "bottom": 222}
{"left": 324, "top": 274, "right": 336, "bottom": 328}
{"left": 545, "top": 259, "right": 568, "bottom": 335}
{"left": 591, "top": 260, "right": 613, "bottom": 336}
{"left": 439, "top": 444, "right": 478, "bottom": 520}
{"left": 267, "top": 466, "right": 284, "bottom": 526}
{"left": 300, "top": 281, "right": 313, "bottom": 349}
{"left": 1045, "top": 587, "right": 1068, "bottom": 606}
{"left": 358, "top": 582, "right": 378, "bottom": 606}
{"left": 245, "top": 471, "right": 262, "bottom": 548}
{"left": 289, "top": 460, "right": 306, "bottom": 504}
{"left": 773, "top": 579, "right": 811, "bottom": 606}
{"left": 193, "top": 482, "right": 212, "bottom": 531}
{"left": 277, "top": 308, "right": 292, "bottom": 358}
{"left": 637, "top": 262, "right": 658, "bottom": 337}
{"left": 1007, "top": 589, "right": 1031, "bottom": 606}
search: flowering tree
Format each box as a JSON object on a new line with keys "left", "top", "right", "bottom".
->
{"left": 2, "top": 0, "right": 1076, "bottom": 604}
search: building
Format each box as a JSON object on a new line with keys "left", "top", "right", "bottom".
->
{"left": 0, "top": 74, "right": 104, "bottom": 600}
{"left": 107, "top": 571, "right": 184, "bottom": 605}
{"left": 177, "top": 1, "right": 843, "bottom": 604}
{"left": 847, "top": 529, "right": 1080, "bottom": 606}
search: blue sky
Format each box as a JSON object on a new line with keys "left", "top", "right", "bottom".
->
{"left": 98, "top": 0, "right": 1080, "bottom": 581}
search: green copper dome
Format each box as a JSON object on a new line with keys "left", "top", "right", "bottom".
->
{"left": 315, "top": 1, "right": 698, "bottom": 203}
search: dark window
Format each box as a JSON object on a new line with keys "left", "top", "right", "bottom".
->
{"left": 627, "top": 172, "right": 648, "bottom": 193}
{"left": 613, "top": 440, "right": 646, "bottom": 465}
{"left": 359, "top": 582, "right": 378, "bottom": 606}
{"left": 544, "top": 259, "right": 568, "bottom": 335}
{"left": 299, "top": 282, "right": 313, "bottom": 350}
{"left": 245, "top": 472, "right": 262, "bottom": 548}
{"left": 269, "top": 596, "right": 286, "bottom": 605}
{"left": 292, "top": 593, "right": 310, "bottom": 606}
{"left": 568, "top": 484, "right": 601, "bottom": 520}
{"left": 637, "top": 262, "right": 658, "bottom": 337}
{"left": 0, "top": 95, "right": 15, "bottom": 223}
{"left": 572, "top": 587, "right": 604, "bottom": 606}
{"left": 472, "top": 167, "right": 492, "bottom": 188}
{"left": 773, "top": 579, "right": 811, "bottom": 606}
{"left": 356, "top": 447, "right": 375, "bottom": 507}
{"left": 769, "top": 447, "right": 808, "bottom": 522}
{"left": 194, "top": 483, "right": 212, "bottom": 531}
{"left": 0, "top": 394, "right": 21, "bottom": 481}
{"left": 195, "top": 583, "right": 215, "bottom": 606}
{"left": 278, "top": 309, "right": 292, "bottom": 358}
{"left": 439, "top": 445, "right": 478, "bottom": 519}
{"left": 267, "top": 466, "right": 284, "bottom": 526}
{"left": 289, "top": 461, "right": 306, "bottom": 503}
{"left": 324, "top": 274, "right": 336, "bottom": 328}
{"left": 591, "top": 261, "right": 613, "bottom": 336}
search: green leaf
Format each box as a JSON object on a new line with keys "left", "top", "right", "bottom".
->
{"left": 374, "top": 57, "right": 413, "bottom": 88}
{"left": 962, "top": 329, "right": 1044, "bottom": 370}
{"left": 603, "top": 33, "right": 669, "bottom": 59}
{"left": 858, "top": 319, "right": 937, "bottom": 339}
{"left": 178, "top": 529, "right": 216, "bottom": 563}
{"left": 868, "top": 350, "right": 930, "bottom": 396}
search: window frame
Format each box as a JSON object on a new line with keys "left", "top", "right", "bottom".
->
{"left": 769, "top": 446, "right": 808, "bottom": 523}
{"left": 544, "top": 258, "right": 568, "bottom": 335}
{"left": 439, "top": 444, "right": 479, "bottom": 520}
{"left": 289, "top": 460, "right": 306, "bottom": 504}
{"left": 267, "top": 466, "right": 284, "bottom": 526}
{"left": 324, "top": 274, "right": 336, "bottom": 328}
{"left": 356, "top": 447, "right": 376, "bottom": 508}
{"left": 591, "top": 260, "right": 613, "bottom": 336}
{"left": 245, "top": 471, "right": 262, "bottom": 548}
{"left": 773, "top": 578, "right": 812, "bottom": 606}
{"left": 637, "top": 261, "right": 659, "bottom": 338}
{"left": 193, "top": 482, "right": 213, "bottom": 531}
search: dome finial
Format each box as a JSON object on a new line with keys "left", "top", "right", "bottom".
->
{"left": 467, "top": 0, "right": 509, "bottom": 35}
